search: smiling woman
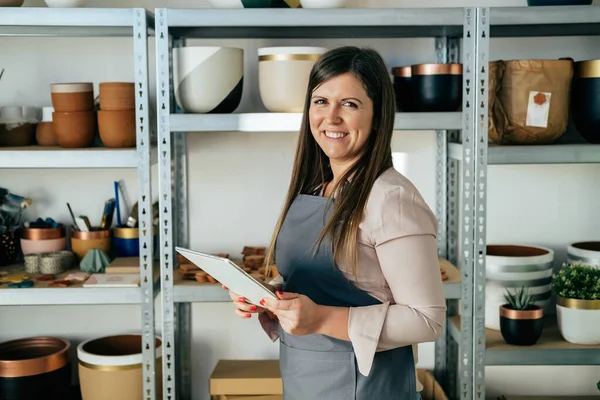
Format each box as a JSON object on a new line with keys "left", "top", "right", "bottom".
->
{"left": 224, "top": 46, "right": 446, "bottom": 400}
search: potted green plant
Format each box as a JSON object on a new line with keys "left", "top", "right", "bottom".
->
{"left": 499, "top": 286, "right": 544, "bottom": 346}
{"left": 553, "top": 262, "right": 600, "bottom": 344}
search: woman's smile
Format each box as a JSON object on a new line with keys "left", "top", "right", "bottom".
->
{"left": 309, "top": 72, "right": 374, "bottom": 172}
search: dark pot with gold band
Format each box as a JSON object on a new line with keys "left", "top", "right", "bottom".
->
{"left": 571, "top": 59, "right": 600, "bottom": 144}
{"left": 0, "top": 337, "right": 71, "bottom": 400}
{"left": 410, "top": 63, "right": 463, "bottom": 112}
{"left": 391, "top": 65, "right": 414, "bottom": 112}
{"left": 499, "top": 303, "right": 544, "bottom": 346}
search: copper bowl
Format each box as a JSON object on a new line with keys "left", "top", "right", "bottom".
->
{"left": 71, "top": 228, "right": 111, "bottom": 240}
{"left": 0, "top": 337, "right": 70, "bottom": 378}
{"left": 20, "top": 227, "right": 65, "bottom": 241}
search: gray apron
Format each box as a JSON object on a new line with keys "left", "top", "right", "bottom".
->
{"left": 275, "top": 194, "right": 417, "bottom": 400}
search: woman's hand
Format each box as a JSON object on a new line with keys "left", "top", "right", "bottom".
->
{"left": 260, "top": 291, "right": 325, "bottom": 336}
{"left": 222, "top": 284, "right": 278, "bottom": 320}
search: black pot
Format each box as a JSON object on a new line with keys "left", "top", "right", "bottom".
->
{"left": 571, "top": 60, "right": 600, "bottom": 144}
{"left": 411, "top": 63, "right": 462, "bottom": 112}
{"left": 392, "top": 65, "right": 414, "bottom": 112}
{"left": 0, "top": 231, "right": 20, "bottom": 267}
{"left": 527, "top": 0, "right": 592, "bottom": 5}
{"left": 0, "top": 337, "right": 72, "bottom": 400}
{"left": 499, "top": 304, "right": 544, "bottom": 346}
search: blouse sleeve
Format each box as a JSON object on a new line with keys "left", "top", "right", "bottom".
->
{"left": 347, "top": 186, "right": 447, "bottom": 376}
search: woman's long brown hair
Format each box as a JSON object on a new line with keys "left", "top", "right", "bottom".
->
{"left": 264, "top": 46, "right": 396, "bottom": 280}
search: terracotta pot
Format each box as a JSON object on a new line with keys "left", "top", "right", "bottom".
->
{"left": 0, "top": 336, "right": 71, "bottom": 400}
{"left": 50, "top": 82, "right": 94, "bottom": 112}
{"left": 52, "top": 111, "right": 96, "bottom": 148}
{"left": 99, "top": 82, "right": 135, "bottom": 111}
{"left": 78, "top": 334, "right": 162, "bottom": 400}
{"left": 35, "top": 122, "right": 56, "bottom": 146}
{"left": 98, "top": 110, "right": 136, "bottom": 148}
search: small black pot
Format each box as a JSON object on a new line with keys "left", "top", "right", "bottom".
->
{"left": 410, "top": 63, "right": 462, "bottom": 112}
{"left": 571, "top": 60, "right": 600, "bottom": 144}
{"left": 392, "top": 65, "right": 414, "bottom": 112}
{"left": 499, "top": 304, "right": 544, "bottom": 346}
{"left": 527, "top": 0, "right": 592, "bottom": 5}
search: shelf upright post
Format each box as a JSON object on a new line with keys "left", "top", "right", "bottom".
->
{"left": 457, "top": 7, "right": 478, "bottom": 400}
{"left": 133, "top": 8, "right": 157, "bottom": 400}
{"left": 434, "top": 33, "right": 461, "bottom": 397}
{"left": 171, "top": 35, "right": 193, "bottom": 400}
{"left": 473, "top": 7, "right": 490, "bottom": 400}
{"left": 156, "top": 8, "right": 177, "bottom": 400}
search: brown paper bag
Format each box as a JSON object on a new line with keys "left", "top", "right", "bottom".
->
{"left": 488, "top": 61, "right": 508, "bottom": 143}
{"left": 489, "top": 59, "right": 573, "bottom": 145}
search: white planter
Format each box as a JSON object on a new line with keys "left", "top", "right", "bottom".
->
{"left": 567, "top": 241, "right": 600, "bottom": 268}
{"left": 78, "top": 334, "right": 162, "bottom": 400}
{"left": 484, "top": 244, "right": 554, "bottom": 330}
{"left": 173, "top": 46, "right": 244, "bottom": 114}
{"left": 258, "top": 46, "right": 328, "bottom": 113}
{"left": 556, "top": 297, "right": 600, "bottom": 345}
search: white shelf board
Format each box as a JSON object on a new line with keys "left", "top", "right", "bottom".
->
{"left": 163, "top": 7, "right": 464, "bottom": 38}
{"left": 0, "top": 146, "right": 157, "bottom": 169}
{"left": 170, "top": 112, "right": 462, "bottom": 133}
{"left": 449, "top": 143, "right": 600, "bottom": 165}
{"left": 0, "top": 8, "right": 153, "bottom": 37}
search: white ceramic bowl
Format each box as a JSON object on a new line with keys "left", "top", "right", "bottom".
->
{"left": 174, "top": 47, "right": 244, "bottom": 114}
{"left": 566, "top": 241, "right": 600, "bottom": 268}
{"left": 300, "top": 0, "right": 348, "bottom": 7}
{"left": 258, "top": 46, "right": 328, "bottom": 113}
{"left": 45, "top": 0, "right": 85, "bottom": 7}
{"left": 208, "top": 0, "right": 300, "bottom": 7}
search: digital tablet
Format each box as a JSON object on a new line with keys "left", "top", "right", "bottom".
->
{"left": 175, "top": 247, "right": 278, "bottom": 306}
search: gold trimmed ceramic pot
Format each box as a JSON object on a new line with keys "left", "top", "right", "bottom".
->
{"left": 556, "top": 296, "right": 600, "bottom": 345}
{"left": 258, "top": 46, "right": 328, "bottom": 112}
{"left": 71, "top": 228, "right": 112, "bottom": 260}
{"left": 78, "top": 334, "right": 162, "bottom": 400}
{"left": 0, "top": 337, "right": 71, "bottom": 400}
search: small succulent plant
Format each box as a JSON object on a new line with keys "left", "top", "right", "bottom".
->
{"left": 552, "top": 262, "right": 600, "bottom": 301}
{"left": 504, "top": 286, "right": 536, "bottom": 310}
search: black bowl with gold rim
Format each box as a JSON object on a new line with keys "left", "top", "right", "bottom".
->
{"left": 411, "top": 63, "right": 463, "bottom": 112}
{"left": 391, "top": 65, "right": 414, "bottom": 112}
{"left": 0, "top": 337, "right": 71, "bottom": 400}
{"left": 499, "top": 304, "right": 544, "bottom": 346}
{"left": 571, "top": 59, "right": 600, "bottom": 144}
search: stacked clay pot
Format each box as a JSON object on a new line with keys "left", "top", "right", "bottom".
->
{"left": 98, "top": 82, "right": 136, "bottom": 148}
{"left": 50, "top": 82, "right": 96, "bottom": 148}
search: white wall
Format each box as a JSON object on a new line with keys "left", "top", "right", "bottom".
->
{"left": 1, "top": 0, "right": 600, "bottom": 398}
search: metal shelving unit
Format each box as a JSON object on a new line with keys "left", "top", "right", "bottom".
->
{"left": 464, "top": 6, "right": 600, "bottom": 400}
{"left": 156, "top": 7, "right": 479, "bottom": 400}
{"left": 0, "top": 8, "right": 160, "bottom": 400}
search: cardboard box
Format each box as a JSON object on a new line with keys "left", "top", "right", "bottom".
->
{"left": 417, "top": 369, "right": 448, "bottom": 400}
{"left": 210, "top": 360, "right": 282, "bottom": 397}
{"left": 209, "top": 360, "right": 448, "bottom": 400}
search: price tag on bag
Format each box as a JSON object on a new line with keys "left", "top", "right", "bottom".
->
{"left": 526, "top": 91, "right": 552, "bottom": 128}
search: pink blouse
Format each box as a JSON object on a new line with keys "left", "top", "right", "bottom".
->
{"left": 259, "top": 167, "right": 447, "bottom": 392}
